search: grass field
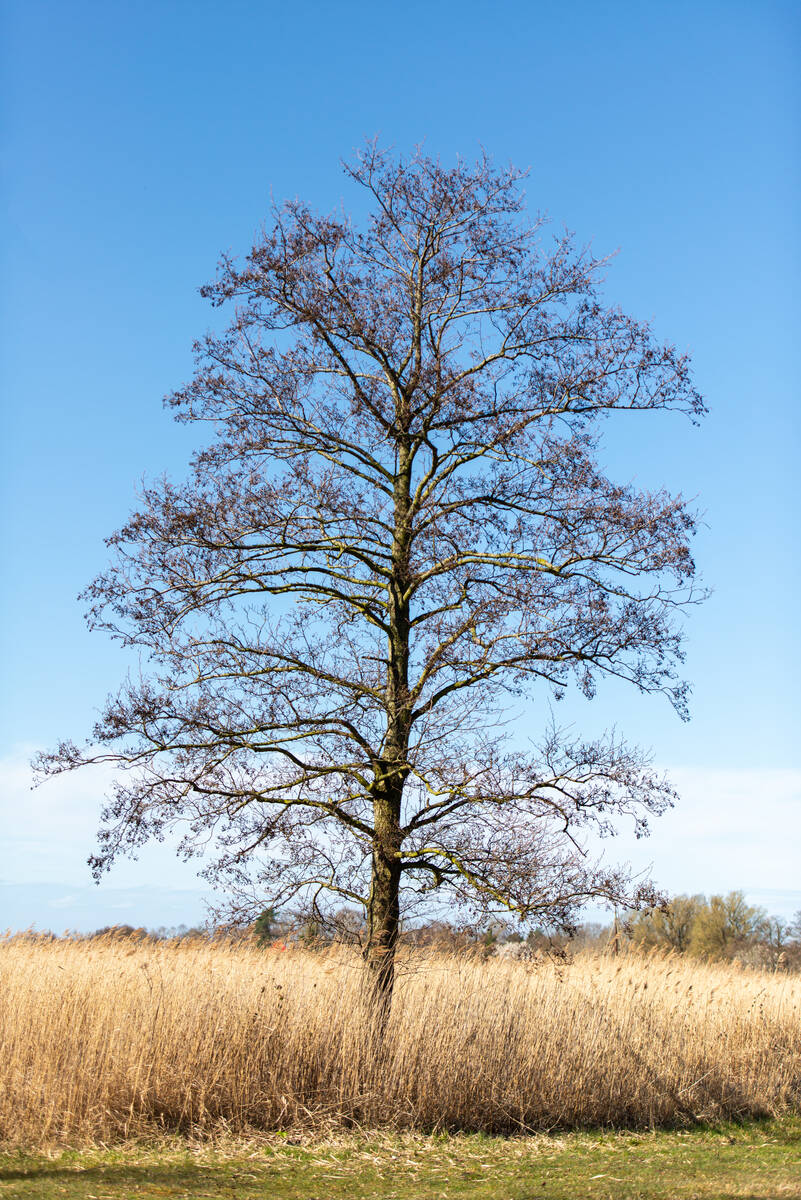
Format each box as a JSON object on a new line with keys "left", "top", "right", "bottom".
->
{"left": 2, "top": 1119, "right": 801, "bottom": 1199}
{"left": 1, "top": 933, "right": 799, "bottom": 1148}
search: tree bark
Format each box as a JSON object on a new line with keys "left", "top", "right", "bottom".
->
{"left": 363, "top": 814, "right": 402, "bottom": 1018}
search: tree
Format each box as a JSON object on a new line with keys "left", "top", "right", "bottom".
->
{"left": 763, "top": 914, "right": 793, "bottom": 969}
{"left": 38, "top": 144, "right": 704, "bottom": 1011}
{"left": 689, "top": 891, "right": 767, "bottom": 959}
{"left": 630, "top": 893, "right": 704, "bottom": 953}
{"left": 788, "top": 911, "right": 801, "bottom": 945}
{"left": 783, "top": 911, "right": 801, "bottom": 970}
{"left": 252, "top": 907, "right": 278, "bottom": 944}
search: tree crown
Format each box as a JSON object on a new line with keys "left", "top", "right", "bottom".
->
{"left": 38, "top": 144, "right": 704, "bottom": 942}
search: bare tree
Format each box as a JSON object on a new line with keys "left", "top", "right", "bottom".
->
{"left": 38, "top": 144, "right": 704, "bottom": 1008}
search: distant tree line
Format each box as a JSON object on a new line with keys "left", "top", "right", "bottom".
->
{"left": 17, "top": 892, "right": 800, "bottom": 971}
{"left": 245, "top": 892, "right": 801, "bottom": 971}
{"left": 626, "top": 891, "right": 801, "bottom": 968}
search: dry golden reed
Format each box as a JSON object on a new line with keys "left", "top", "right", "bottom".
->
{"left": 1, "top": 933, "right": 799, "bottom": 1146}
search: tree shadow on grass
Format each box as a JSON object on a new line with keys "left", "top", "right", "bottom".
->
{"left": 0, "top": 1162, "right": 260, "bottom": 1187}
{"left": 0, "top": 1164, "right": 792, "bottom": 1200}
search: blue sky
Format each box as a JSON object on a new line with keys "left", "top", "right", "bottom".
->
{"left": 1, "top": 0, "right": 799, "bottom": 930}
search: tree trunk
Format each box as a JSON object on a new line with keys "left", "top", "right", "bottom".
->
{"left": 362, "top": 426, "right": 411, "bottom": 1021}
{"left": 363, "top": 787, "right": 403, "bottom": 1022}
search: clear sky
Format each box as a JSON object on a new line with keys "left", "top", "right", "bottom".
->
{"left": 1, "top": 0, "right": 799, "bottom": 931}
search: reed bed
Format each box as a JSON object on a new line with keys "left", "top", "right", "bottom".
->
{"left": 1, "top": 933, "right": 799, "bottom": 1146}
